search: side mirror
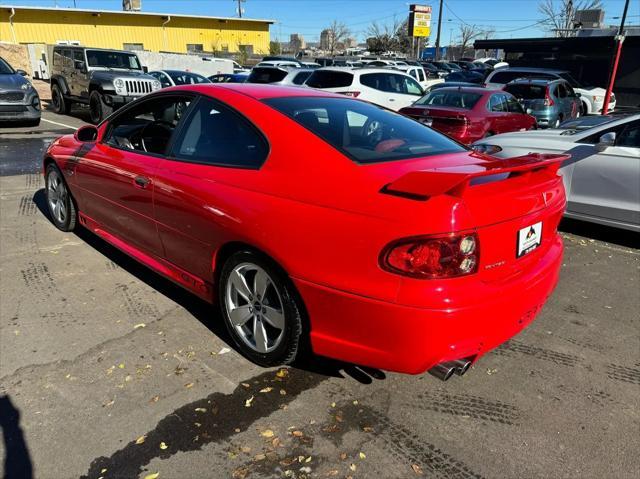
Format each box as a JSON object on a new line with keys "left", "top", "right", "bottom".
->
{"left": 75, "top": 61, "right": 87, "bottom": 72}
{"left": 74, "top": 125, "right": 99, "bottom": 143}
{"left": 575, "top": 92, "right": 581, "bottom": 97}
{"left": 526, "top": 108, "right": 533, "bottom": 114}
{"left": 142, "top": 66, "right": 149, "bottom": 73}
{"left": 595, "top": 131, "right": 615, "bottom": 151}
{"left": 16, "top": 69, "right": 28, "bottom": 76}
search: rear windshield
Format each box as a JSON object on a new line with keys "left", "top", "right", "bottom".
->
{"left": 488, "top": 71, "right": 526, "bottom": 84}
{"left": 505, "top": 84, "right": 546, "bottom": 99}
{"left": 305, "top": 70, "right": 353, "bottom": 88}
{"left": 415, "top": 90, "right": 482, "bottom": 109}
{"left": 264, "top": 96, "right": 465, "bottom": 164}
{"left": 292, "top": 71, "right": 312, "bottom": 85}
{"left": 248, "top": 67, "right": 288, "bottom": 84}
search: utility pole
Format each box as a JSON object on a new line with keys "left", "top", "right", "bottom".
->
{"left": 236, "top": 0, "right": 245, "bottom": 18}
{"left": 602, "top": 0, "right": 629, "bottom": 115}
{"left": 434, "top": 0, "right": 443, "bottom": 60}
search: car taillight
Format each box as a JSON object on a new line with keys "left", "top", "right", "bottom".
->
{"left": 380, "top": 232, "right": 479, "bottom": 279}
{"left": 341, "top": 91, "right": 360, "bottom": 98}
{"left": 543, "top": 88, "right": 554, "bottom": 106}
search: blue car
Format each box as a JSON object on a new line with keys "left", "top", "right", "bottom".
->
{"left": 504, "top": 78, "right": 581, "bottom": 129}
{"left": 208, "top": 73, "right": 249, "bottom": 83}
{"left": 445, "top": 70, "right": 484, "bottom": 84}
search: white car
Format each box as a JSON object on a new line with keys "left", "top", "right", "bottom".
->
{"left": 484, "top": 67, "right": 616, "bottom": 115}
{"left": 256, "top": 60, "right": 300, "bottom": 68}
{"left": 305, "top": 67, "right": 424, "bottom": 111}
{"left": 392, "top": 64, "right": 444, "bottom": 90}
{"left": 473, "top": 114, "right": 640, "bottom": 232}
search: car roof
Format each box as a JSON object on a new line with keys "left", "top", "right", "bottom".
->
{"left": 495, "top": 67, "right": 568, "bottom": 74}
{"left": 176, "top": 83, "right": 344, "bottom": 100}
{"left": 163, "top": 70, "right": 204, "bottom": 75}
{"left": 506, "top": 78, "right": 562, "bottom": 85}
{"left": 433, "top": 86, "right": 490, "bottom": 94}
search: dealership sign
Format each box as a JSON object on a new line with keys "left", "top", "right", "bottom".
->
{"left": 409, "top": 4, "right": 432, "bottom": 37}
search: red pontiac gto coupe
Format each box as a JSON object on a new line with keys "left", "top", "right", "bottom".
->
{"left": 44, "top": 84, "right": 567, "bottom": 379}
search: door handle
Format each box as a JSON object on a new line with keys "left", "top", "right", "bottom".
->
{"left": 134, "top": 176, "right": 150, "bottom": 188}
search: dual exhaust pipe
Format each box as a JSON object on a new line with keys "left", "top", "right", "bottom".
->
{"left": 428, "top": 358, "right": 473, "bottom": 381}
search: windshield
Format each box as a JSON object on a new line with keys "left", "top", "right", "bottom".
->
{"left": 264, "top": 96, "right": 465, "bottom": 164}
{"left": 0, "top": 57, "right": 15, "bottom": 74}
{"left": 86, "top": 50, "right": 142, "bottom": 70}
{"left": 415, "top": 90, "right": 483, "bottom": 109}
{"left": 247, "top": 67, "right": 289, "bottom": 83}
{"left": 559, "top": 72, "right": 582, "bottom": 88}
{"left": 168, "top": 71, "right": 210, "bottom": 85}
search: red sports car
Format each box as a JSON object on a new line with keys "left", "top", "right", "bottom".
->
{"left": 44, "top": 84, "right": 566, "bottom": 379}
{"left": 399, "top": 86, "right": 537, "bottom": 144}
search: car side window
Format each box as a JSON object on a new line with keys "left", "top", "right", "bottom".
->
{"left": 557, "top": 83, "right": 567, "bottom": 98}
{"left": 417, "top": 69, "right": 425, "bottom": 82}
{"left": 565, "top": 84, "right": 576, "bottom": 97}
{"left": 505, "top": 94, "right": 525, "bottom": 113}
{"left": 360, "top": 73, "right": 387, "bottom": 92}
{"left": 402, "top": 76, "right": 423, "bottom": 95}
{"left": 616, "top": 121, "right": 640, "bottom": 148}
{"left": 151, "top": 72, "right": 172, "bottom": 88}
{"left": 171, "top": 96, "right": 268, "bottom": 169}
{"left": 62, "top": 49, "right": 72, "bottom": 68}
{"left": 489, "top": 94, "right": 507, "bottom": 112}
{"left": 104, "top": 95, "right": 192, "bottom": 155}
{"left": 73, "top": 50, "right": 85, "bottom": 70}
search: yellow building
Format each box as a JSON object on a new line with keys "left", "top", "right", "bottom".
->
{"left": 0, "top": 5, "right": 272, "bottom": 55}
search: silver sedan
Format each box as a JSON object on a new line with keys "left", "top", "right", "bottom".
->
{"left": 473, "top": 114, "right": 640, "bottom": 232}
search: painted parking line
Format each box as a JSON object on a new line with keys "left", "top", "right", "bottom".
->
{"left": 41, "top": 118, "right": 79, "bottom": 130}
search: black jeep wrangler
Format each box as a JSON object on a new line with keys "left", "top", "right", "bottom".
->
{"left": 50, "top": 46, "right": 161, "bottom": 124}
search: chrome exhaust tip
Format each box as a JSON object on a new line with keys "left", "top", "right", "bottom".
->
{"left": 428, "top": 361, "right": 458, "bottom": 381}
{"left": 451, "top": 358, "right": 473, "bottom": 376}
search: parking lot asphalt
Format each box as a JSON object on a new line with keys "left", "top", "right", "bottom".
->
{"left": 0, "top": 120, "right": 639, "bottom": 479}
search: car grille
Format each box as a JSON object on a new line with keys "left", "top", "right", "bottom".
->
{"left": 0, "top": 105, "right": 28, "bottom": 112}
{"left": 0, "top": 91, "right": 25, "bottom": 102}
{"left": 123, "top": 80, "right": 154, "bottom": 96}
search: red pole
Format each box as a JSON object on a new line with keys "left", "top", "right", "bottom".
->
{"left": 601, "top": 36, "right": 623, "bottom": 115}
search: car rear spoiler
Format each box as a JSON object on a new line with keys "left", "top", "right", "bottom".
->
{"left": 381, "top": 153, "right": 570, "bottom": 200}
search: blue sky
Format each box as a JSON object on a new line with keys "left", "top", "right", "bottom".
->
{"left": 8, "top": 0, "right": 638, "bottom": 44}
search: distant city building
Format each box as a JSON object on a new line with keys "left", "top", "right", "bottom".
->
{"left": 345, "top": 37, "right": 358, "bottom": 48}
{"left": 290, "top": 33, "right": 306, "bottom": 52}
{"left": 320, "top": 29, "right": 334, "bottom": 50}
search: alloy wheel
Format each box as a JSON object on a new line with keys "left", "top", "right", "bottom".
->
{"left": 224, "top": 263, "right": 285, "bottom": 354}
{"left": 47, "top": 168, "right": 68, "bottom": 224}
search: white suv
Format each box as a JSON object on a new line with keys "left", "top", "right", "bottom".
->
{"left": 484, "top": 67, "right": 616, "bottom": 115}
{"left": 305, "top": 67, "right": 424, "bottom": 111}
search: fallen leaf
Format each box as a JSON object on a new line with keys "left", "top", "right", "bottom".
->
{"left": 150, "top": 396, "right": 160, "bottom": 403}
{"left": 184, "top": 383, "right": 194, "bottom": 389}
{"left": 103, "top": 399, "right": 115, "bottom": 407}
{"left": 101, "top": 469, "right": 107, "bottom": 474}
{"left": 245, "top": 396, "right": 254, "bottom": 407}
{"left": 359, "top": 452, "right": 366, "bottom": 459}
{"left": 339, "top": 453, "right": 347, "bottom": 460}
{"left": 411, "top": 464, "right": 423, "bottom": 475}
{"left": 135, "top": 435, "right": 146, "bottom": 444}
{"left": 259, "top": 387, "right": 273, "bottom": 393}
{"left": 125, "top": 375, "right": 132, "bottom": 382}
{"left": 218, "top": 347, "right": 231, "bottom": 355}
{"left": 272, "top": 437, "right": 281, "bottom": 447}
{"left": 280, "top": 389, "right": 287, "bottom": 396}
{"left": 305, "top": 456, "right": 312, "bottom": 463}
{"left": 194, "top": 422, "right": 201, "bottom": 427}
{"left": 292, "top": 430, "right": 303, "bottom": 437}
{"left": 331, "top": 402, "right": 336, "bottom": 408}
{"left": 363, "top": 426, "right": 374, "bottom": 433}
{"left": 118, "top": 363, "right": 125, "bottom": 369}
{"left": 134, "top": 323, "right": 146, "bottom": 329}
{"left": 349, "top": 463, "right": 357, "bottom": 472}
{"left": 353, "top": 400, "right": 359, "bottom": 405}
{"left": 195, "top": 407, "right": 207, "bottom": 413}
{"left": 327, "top": 470, "right": 339, "bottom": 476}
{"left": 261, "top": 429, "right": 275, "bottom": 438}
{"left": 143, "top": 473, "right": 159, "bottom": 479}
{"left": 298, "top": 456, "right": 305, "bottom": 462}
{"left": 300, "top": 466, "right": 312, "bottom": 474}
{"left": 65, "top": 374, "right": 71, "bottom": 379}
{"left": 276, "top": 368, "right": 289, "bottom": 378}
{"left": 241, "top": 383, "right": 250, "bottom": 388}
{"left": 159, "top": 442, "right": 168, "bottom": 450}
{"left": 240, "top": 446, "right": 251, "bottom": 453}
{"left": 254, "top": 453, "right": 266, "bottom": 461}
{"left": 232, "top": 468, "right": 248, "bottom": 479}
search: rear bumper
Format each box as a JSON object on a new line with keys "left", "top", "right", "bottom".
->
{"left": 295, "top": 235, "right": 563, "bottom": 374}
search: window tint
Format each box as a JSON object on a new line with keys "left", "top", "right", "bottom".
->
{"left": 105, "top": 95, "right": 192, "bottom": 155}
{"left": 264, "top": 97, "right": 465, "bottom": 164}
{"left": 415, "top": 90, "right": 482, "bottom": 109}
{"left": 247, "top": 67, "right": 288, "bottom": 84}
{"left": 504, "top": 84, "right": 546, "bottom": 100}
{"left": 305, "top": 70, "right": 353, "bottom": 88}
{"left": 292, "top": 71, "right": 312, "bottom": 85}
{"left": 505, "top": 94, "right": 525, "bottom": 113}
{"left": 617, "top": 121, "right": 640, "bottom": 147}
{"left": 168, "top": 71, "right": 210, "bottom": 85}
{"left": 171, "top": 97, "right": 268, "bottom": 168}
{"left": 361, "top": 73, "right": 423, "bottom": 95}
{"left": 489, "top": 94, "right": 508, "bottom": 112}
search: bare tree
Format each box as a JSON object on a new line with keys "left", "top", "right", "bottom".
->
{"left": 325, "top": 20, "right": 350, "bottom": 55}
{"left": 538, "top": 0, "right": 603, "bottom": 37}
{"left": 366, "top": 17, "right": 411, "bottom": 55}
{"left": 458, "top": 24, "right": 482, "bottom": 59}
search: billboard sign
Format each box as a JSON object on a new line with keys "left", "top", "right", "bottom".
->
{"left": 409, "top": 5, "right": 432, "bottom": 37}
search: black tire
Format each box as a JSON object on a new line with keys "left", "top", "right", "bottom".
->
{"left": 45, "top": 163, "right": 77, "bottom": 232}
{"left": 51, "top": 84, "right": 71, "bottom": 115}
{"left": 89, "top": 90, "right": 113, "bottom": 125}
{"left": 218, "top": 251, "right": 304, "bottom": 367}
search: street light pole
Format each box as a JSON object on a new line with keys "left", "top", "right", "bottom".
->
{"left": 434, "top": 0, "right": 443, "bottom": 61}
{"left": 602, "top": 0, "right": 629, "bottom": 115}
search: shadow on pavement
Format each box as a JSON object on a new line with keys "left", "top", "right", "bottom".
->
{"left": 560, "top": 217, "right": 640, "bottom": 249}
{"left": 32, "top": 189, "right": 386, "bottom": 385}
{"left": 0, "top": 395, "right": 33, "bottom": 479}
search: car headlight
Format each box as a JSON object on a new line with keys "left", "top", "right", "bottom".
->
{"left": 32, "top": 95, "right": 41, "bottom": 110}
{"left": 21, "top": 82, "right": 33, "bottom": 90}
{"left": 472, "top": 144, "right": 502, "bottom": 155}
{"left": 592, "top": 95, "right": 603, "bottom": 102}
{"left": 152, "top": 80, "right": 161, "bottom": 90}
{"left": 114, "top": 79, "right": 125, "bottom": 88}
